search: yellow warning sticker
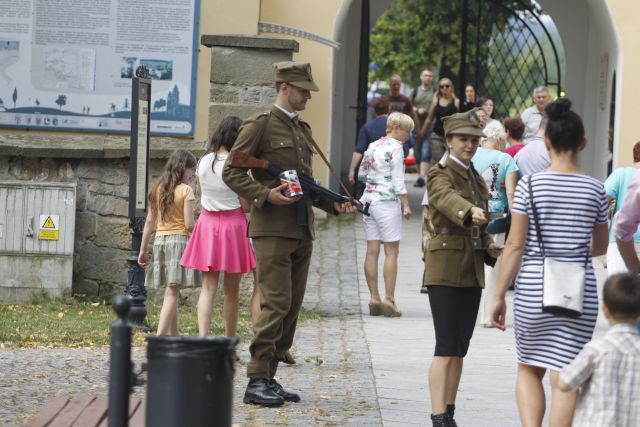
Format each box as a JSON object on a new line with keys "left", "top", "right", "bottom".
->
{"left": 38, "top": 214, "right": 59, "bottom": 240}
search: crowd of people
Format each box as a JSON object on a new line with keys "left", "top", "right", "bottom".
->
{"left": 353, "top": 72, "right": 639, "bottom": 426}
{"left": 137, "top": 61, "right": 639, "bottom": 426}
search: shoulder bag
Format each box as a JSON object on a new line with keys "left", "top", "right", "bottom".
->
{"left": 528, "top": 175, "right": 586, "bottom": 318}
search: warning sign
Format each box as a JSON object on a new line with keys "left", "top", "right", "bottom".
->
{"left": 38, "top": 214, "right": 59, "bottom": 241}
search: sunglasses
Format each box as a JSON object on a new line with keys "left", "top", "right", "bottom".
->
{"left": 439, "top": 84, "right": 451, "bottom": 89}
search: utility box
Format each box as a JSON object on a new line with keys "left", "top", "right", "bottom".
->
{"left": 0, "top": 181, "right": 76, "bottom": 303}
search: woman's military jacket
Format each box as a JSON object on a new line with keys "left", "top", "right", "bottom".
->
{"left": 424, "top": 156, "right": 496, "bottom": 288}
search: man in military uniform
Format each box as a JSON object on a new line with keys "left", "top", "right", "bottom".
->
{"left": 223, "top": 61, "right": 355, "bottom": 407}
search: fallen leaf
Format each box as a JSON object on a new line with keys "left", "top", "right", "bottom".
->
{"left": 91, "top": 302, "right": 100, "bottom": 307}
{"left": 58, "top": 312, "right": 64, "bottom": 318}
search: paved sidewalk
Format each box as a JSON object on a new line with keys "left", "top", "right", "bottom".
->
{"left": 356, "top": 175, "right": 610, "bottom": 426}
{"left": 0, "top": 175, "right": 611, "bottom": 426}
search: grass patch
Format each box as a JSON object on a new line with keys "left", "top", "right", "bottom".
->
{"left": 0, "top": 282, "right": 322, "bottom": 348}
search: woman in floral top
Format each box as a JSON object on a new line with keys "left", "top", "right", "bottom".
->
{"left": 358, "top": 112, "right": 413, "bottom": 317}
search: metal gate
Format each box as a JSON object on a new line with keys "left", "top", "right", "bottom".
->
{"left": 459, "top": 0, "right": 563, "bottom": 118}
{"left": 356, "top": 0, "right": 564, "bottom": 130}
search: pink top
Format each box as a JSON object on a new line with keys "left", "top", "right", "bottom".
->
{"left": 505, "top": 143, "right": 525, "bottom": 158}
{"left": 614, "top": 170, "right": 640, "bottom": 242}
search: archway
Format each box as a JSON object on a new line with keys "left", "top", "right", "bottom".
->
{"left": 331, "top": 0, "right": 619, "bottom": 184}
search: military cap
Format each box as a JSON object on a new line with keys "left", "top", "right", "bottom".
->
{"left": 442, "top": 107, "right": 486, "bottom": 137}
{"left": 273, "top": 61, "right": 319, "bottom": 91}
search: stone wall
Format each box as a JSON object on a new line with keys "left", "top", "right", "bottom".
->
{"left": 0, "top": 35, "right": 299, "bottom": 300}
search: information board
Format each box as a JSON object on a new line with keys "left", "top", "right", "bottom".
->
{"left": 0, "top": 0, "right": 200, "bottom": 136}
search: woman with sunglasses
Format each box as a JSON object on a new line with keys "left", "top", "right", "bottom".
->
{"left": 418, "top": 78, "right": 460, "bottom": 168}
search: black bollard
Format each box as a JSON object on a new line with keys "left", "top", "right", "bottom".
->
{"left": 108, "top": 296, "right": 132, "bottom": 427}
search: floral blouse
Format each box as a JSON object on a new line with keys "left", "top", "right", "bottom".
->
{"left": 358, "top": 136, "right": 407, "bottom": 204}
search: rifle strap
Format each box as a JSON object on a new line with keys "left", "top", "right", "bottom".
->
{"left": 300, "top": 126, "right": 355, "bottom": 202}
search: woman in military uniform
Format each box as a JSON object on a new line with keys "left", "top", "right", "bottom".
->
{"left": 424, "top": 109, "right": 502, "bottom": 426}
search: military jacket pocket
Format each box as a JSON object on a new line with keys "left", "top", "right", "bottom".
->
{"left": 269, "top": 138, "right": 295, "bottom": 149}
{"left": 427, "top": 235, "right": 466, "bottom": 284}
{"left": 428, "top": 235, "right": 465, "bottom": 251}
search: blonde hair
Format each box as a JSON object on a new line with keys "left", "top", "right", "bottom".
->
{"left": 386, "top": 112, "right": 414, "bottom": 134}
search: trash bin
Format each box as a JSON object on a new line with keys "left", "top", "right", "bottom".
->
{"left": 145, "top": 336, "right": 239, "bottom": 427}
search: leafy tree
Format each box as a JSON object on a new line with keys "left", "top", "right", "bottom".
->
{"left": 123, "top": 98, "right": 129, "bottom": 110}
{"left": 55, "top": 94, "right": 67, "bottom": 110}
{"left": 12, "top": 88, "right": 17, "bottom": 109}
{"left": 35, "top": 98, "right": 40, "bottom": 106}
{"left": 370, "top": 0, "right": 540, "bottom": 91}
{"left": 153, "top": 98, "right": 166, "bottom": 111}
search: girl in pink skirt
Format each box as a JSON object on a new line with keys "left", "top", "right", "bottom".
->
{"left": 181, "top": 116, "right": 256, "bottom": 337}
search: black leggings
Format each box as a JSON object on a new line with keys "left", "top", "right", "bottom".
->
{"left": 428, "top": 285, "right": 481, "bottom": 357}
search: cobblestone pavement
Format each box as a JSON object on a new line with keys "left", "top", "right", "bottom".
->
{"left": 0, "top": 215, "right": 381, "bottom": 426}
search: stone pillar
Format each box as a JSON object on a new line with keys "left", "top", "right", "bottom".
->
{"left": 201, "top": 35, "right": 299, "bottom": 137}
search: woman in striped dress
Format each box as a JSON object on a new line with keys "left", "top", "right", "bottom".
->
{"left": 490, "top": 98, "right": 609, "bottom": 427}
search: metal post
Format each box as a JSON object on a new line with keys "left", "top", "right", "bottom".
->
{"left": 108, "top": 296, "right": 132, "bottom": 427}
{"left": 124, "top": 66, "right": 151, "bottom": 328}
{"left": 356, "top": 0, "right": 370, "bottom": 133}
{"left": 458, "top": 0, "right": 470, "bottom": 101}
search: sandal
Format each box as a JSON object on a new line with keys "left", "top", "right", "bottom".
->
{"left": 368, "top": 301, "right": 383, "bottom": 316}
{"left": 382, "top": 298, "right": 402, "bottom": 318}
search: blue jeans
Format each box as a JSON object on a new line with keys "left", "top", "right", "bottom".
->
{"left": 416, "top": 125, "right": 433, "bottom": 164}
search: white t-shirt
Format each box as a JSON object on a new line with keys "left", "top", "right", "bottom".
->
{"left": 197, "top": 152, "right": 241, "bottom": 211}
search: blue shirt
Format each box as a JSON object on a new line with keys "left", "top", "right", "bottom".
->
{"left": 355, "top": 116, "right": 387, "bottom": 154}
{"left": 604, "top": 167, "right": 640, "bottom": 243}
{"left": 472, "top": 147, "right": 519, "bottom": 215}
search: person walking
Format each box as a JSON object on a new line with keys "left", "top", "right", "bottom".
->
{"left": 348, "top": 97, "right": 389, "bottom": 187}
{"left": 460, "top": 84, "right": 476, "bottom": 113}
{"left": 504, "top": 116, "right": 526, "bottom": 158}
{"left": 180, "top": 116, "right": 257, "bottom": 337}
{"left": 424, "top": 109, "right": 501, "bottom": 426}
{"left": 514, "top": 117, "right": 550, "bottom": 177}
{"left": 471, "top": 125, "right": 518, "bottom": 327}
{"left": 223, "top": 61, "right": 355, "bottom": 407}
{"left": 412, "top": 67, "right": 436, "bottom": 187}
{"left": 521, "top": 86, "right": 551, "bottom": 144}
{"left": 604, "top": 141, "right": 640, "bottom": 275}
{"left": 358, "top": 112, "right": 413, "bottom": 318}
{"left": 138, "top": 149, "right": 200, "bottom": 335}
{"left": 491, "top": 98, "right": 609, "bottom": 427}
{"left": 558, "top": 273, "right": 640, "bottom": 427}
{"left": 417, "top": 77, "right": 460, "bottom": 176}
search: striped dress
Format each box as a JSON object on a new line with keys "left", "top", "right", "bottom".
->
{"left": 512, "top": 173, "right": 608, "bottom": 371}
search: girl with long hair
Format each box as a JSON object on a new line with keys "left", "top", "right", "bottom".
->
{"left": 139, "top": 149, "right": 199, "bottom": 335}
{"left": 180, "top": 116, "right": 257, "bottom": 337}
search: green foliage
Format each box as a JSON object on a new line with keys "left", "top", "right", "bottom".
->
{"left": 370, "top": 0, "right": 542, "bottom": 90}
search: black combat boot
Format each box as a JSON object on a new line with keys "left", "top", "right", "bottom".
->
{"left": 431, "top": 412, "right": 451, "bottom": 427}
{"left": 243, "top": 378, "right": 285, "bottom": 407}
{"left": 269, "top": 379, "right": 301, "bottom": 402}
{"left": 447, "top": 404, "right": 458, "bottom": 427}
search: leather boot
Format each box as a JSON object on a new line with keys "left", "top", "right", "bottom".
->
{"left": 431, "top": 412, "right": 451, "bottom": 427}
{"left": 447, "top": 404, "right": 458, "bottom": 427}
{"left": 243, "top": 378, "right": 285, "bottom": 407}
{"left": 269, "top": 379, "right": 301, "bottom": 402}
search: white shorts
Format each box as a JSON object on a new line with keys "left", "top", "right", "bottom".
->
{"left": 363, "top": 201, "right": 402, "bottom": 243}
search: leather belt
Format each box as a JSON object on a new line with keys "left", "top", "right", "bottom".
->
{"left": 434, "top": 226, "right": 481, "bottom": 239}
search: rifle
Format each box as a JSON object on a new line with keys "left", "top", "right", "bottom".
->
{"left": 229, "top": 151, "right": 370, "bottom": 216}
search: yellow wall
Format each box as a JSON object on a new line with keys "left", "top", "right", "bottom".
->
{"left": 260, "top": 0, "right": 343, "bottom": 184}
{"left": 607, "top": 0, "right": 640, "bottom": 167}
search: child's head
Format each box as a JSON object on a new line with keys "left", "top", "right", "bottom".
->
{"left": 151, "top": 149, "right": 197, "bottom": 220}
{"left": 602, "top": 273, "right": 640, "bottom": 324}
{"left": 206, "top": 116, "right": 243, "bottom": 154}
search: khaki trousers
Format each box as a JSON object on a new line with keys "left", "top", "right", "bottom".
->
{"left": 247, "top": 236, "right": 313, "bottom": 379}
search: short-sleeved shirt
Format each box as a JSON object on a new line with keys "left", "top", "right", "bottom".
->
{"left": 514, "top": 136, "right": 550, "bottom": 177}
{"left": 559, "top": 324, "right": 640, "bottom": 427}
{"left": 604, "top": 167, "right": 640, "bottom": 243}
{"left": 521, "top": 105, "right": 544, "bottom": 143}
{"left": 358, "top": 136, "right": 407, "bottom": 204}
{"left": 412, "top": 86, "right": 435, "bottom": 125}
{"left": 505, "top": 143, "right": 525, "bottom": 158}
{"left": 384, "top": 94, "right": 413, "bottom": 116}
{"left": 355, "top": 116, "right": 387, "bottom": 154}
{"left": 472, "top": 147, "right": 519, "bottom": 215}
{"left": 155, "top": 183, "right": 195, "bottom": 236}
{"left": 615, "top": 169, "right": 640, "bottom": 243}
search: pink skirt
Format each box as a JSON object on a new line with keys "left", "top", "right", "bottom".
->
{"left": 180, "top": 208, "right": 256, "bottom": 274}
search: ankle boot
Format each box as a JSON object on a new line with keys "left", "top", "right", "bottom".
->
{"left": 446, "top": 404, "right": 458, "bottom": 427}
{"left": 430, "top": 412, "right": 451, "bottom": 427}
